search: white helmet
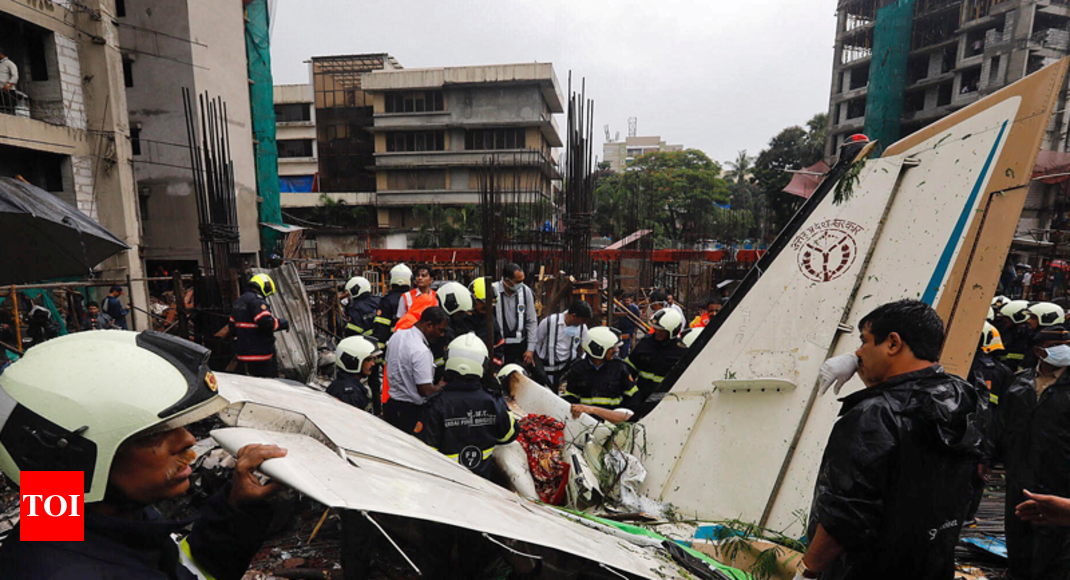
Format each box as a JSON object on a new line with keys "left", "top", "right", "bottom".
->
{"left": 986, "top": 307, "right": 995, "bottom": 322}
{"left": 1000, "top": 300, "right": 1031, "bottom": 324}
{"left": 437, "top": 282, "right": 474, "bottom": 316}
{"left": 1028, "top": 302, "right": 1065, "bottom": 327}
{"left": 497, "top": 363, "right": 528, "bottom": 381}
{"left": 445, "top": 333, "right": 489, "bottom": 378}
{"left": 681, "top": 328, "right": 701, "bottom": 348}
{"left": 991, "top": 295, "right": 1009, "bottom": 311}
{"left": 0, "top": 330, "right": 228, "bottom": 502}
{"left": 345, "top": 276, "right": 372, "bottom": 299}
{"left": 651, "top": 308, "right": 684, "bottom": 335}
{"left": 389, "top": 264, "right": 413, "bottom": 287}
{"left": 583, "top": 326, "right": 622, "bottom": 360}
{"left": 336, "top": 335, "right": 382, "bottom": 374}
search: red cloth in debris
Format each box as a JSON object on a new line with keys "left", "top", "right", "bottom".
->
{"left": 516, "top": 414, "right": 569, "bottom": 504}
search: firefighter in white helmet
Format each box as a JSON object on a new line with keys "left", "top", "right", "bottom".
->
{"left": 431, "top": 282, "right": 475, "bottom": 383}
{"left": 371, "top": 264, "right": 412, "bottom": 346}
{"left": 564, "top": 326, "right": 638, "bottom": 419}
{"left": 626, "top": 308, "right": 687, "bottom": 408}
{"left": 0, "top": 330, "right": 287, "bottom": 579}
{"left": 414, "top": 333, "right": 517, "bottom": 479}
{"left": 342, "top": 276, "right": 379, "bottom": 338}
{"left": 999, "top": 300, "right": 1034, "bottom": 372}
{"left": 327, "top": 335, "right": 383, "bottom": 414}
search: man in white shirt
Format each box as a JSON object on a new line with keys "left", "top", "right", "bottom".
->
{"left": 383, "top": 306, "right": 449, "bottom": 433}
{"left": 0, "top": 47, "right": 18, "bottom": 113}
{"left": 535, "top": 300, "right": 592, "bottom": 390}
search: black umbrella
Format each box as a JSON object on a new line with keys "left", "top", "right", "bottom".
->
{"left": 0, "top": 177, "right": 130, "bottom": 285}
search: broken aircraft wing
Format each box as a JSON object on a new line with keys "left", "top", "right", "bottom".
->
{"left": 635, "top": 58, "right": 1070, "bottom": 532}
{"left": 213, "top": 373, "right": 735, "bottom": 580}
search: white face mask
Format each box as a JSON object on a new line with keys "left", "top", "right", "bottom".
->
{"left": 1044, "top": 344, "right": 1070, "bottom": 368}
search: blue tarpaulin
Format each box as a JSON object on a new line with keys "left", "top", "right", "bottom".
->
{"left": 280, "top": 175, "right": 316, "bottom": 193}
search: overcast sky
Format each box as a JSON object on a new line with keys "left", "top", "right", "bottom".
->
{"left": 270, "top": 0, "right": 837, "bottom": 166}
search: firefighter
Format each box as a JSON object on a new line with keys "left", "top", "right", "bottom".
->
{"left": 230, "top": 273, "right": 289, "bottom": 378}
{"left": 626, "top": 308, "right": 687, "bottom": 406}
{"left": 342, "top": 276, "right": 379, "bottom": 338}
{"left": 431, "top": 281, "right": 474, "bottom": 382}
{"left": 371, "top": 264, "right": 412, "bottom": 347}
{"left": 563, "top": 326, "right": 638, "bottom": 412}
{"left": 455, "top": 278, "right": 506, "bottom": 370}
{"left": 999, "top": 300, "right": 1034, "bottom": 372}
{"left": 0, "top": 330, "right": 287, "bottom": 579}
{"left": 328, "top": 335, "right": 383, "bottom": 415}
{"left": 415, "top": 332, "right": 517, "bottom": 479}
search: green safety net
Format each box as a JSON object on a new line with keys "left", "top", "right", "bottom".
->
{"left": 863, "top": 0, "right": 916, "bottom": 154}
{"left": 244, "top": 0, "right": 284, "bottom": 254}
{"left": 555, "top": 507, "right": 752, "bottom": 579}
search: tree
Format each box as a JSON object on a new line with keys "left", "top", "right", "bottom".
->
{"left": 723, "top": 150, "right": 754, "bottom": 185}
{"left": 311, "top": 194, "right": 368, "bottom": 227}
{"left": 752, "top": 113, "right": 828, "bottom": 237}
{"left": 593, "top": 149, "right": 733, "bottom": 247}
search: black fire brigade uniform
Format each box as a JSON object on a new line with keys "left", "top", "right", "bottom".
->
{"left": 371, "top": 286, "right": 407, "bottom": 346}
{"left": 327, "top": 371, "right": 378, "bottom": 414}
{"left": 454, "top": 311, "right": 506, "bottom": 371}
{"left": 344, "top": 294, "right": 380, "bottom": 338}
{"left": 563, "top": 357, "right": 639, "bottom": 410}
{"left": 1001, "top": 325, "right": 1036, "bottom": 372}
{"left": 416, "top": 378, "right": 517, "bottom": 479}
{"left": 0, "top": 483, "right": 274, "bottom": 580}
{"left": 625, "top": 333, "right": 687, "bottom": 406}
{"left": 230, "top": 289, "right": 289, "bottom": 378}
{"left": 992, "top": 368, "right": 1070, "bottom": 579}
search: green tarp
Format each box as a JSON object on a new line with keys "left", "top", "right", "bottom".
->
{"left": 864, "top": 0, "right": 916, "bottom": 153}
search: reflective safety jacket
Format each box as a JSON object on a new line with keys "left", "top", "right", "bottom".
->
{"left": 344, "top": 294, "right": 380, "bottom": 337}
{"left": 563, "top": 357, "right": 638, "bottom": 409}
{"left": 0, "top": 484, "right": 273, "bottom": 579}
{"left": 393, "top": 291, "right": 439, "bottom": 332}
{"left": 970, "top": 350, "right": 1014, "bottom": 461}
{"left": 327, "top": 372, "right": 375, "bottom": 413}
{"left": 625, "top": 334, "right": 687, "bottom": 404}
{"left": 371, "top": 287, "right": 407, "bottom": 346}
{"left": 807, "top": 365, "right": 984, "bottom": 580}
{"left": 230, "top": 290, "right": 289, "bottom": 363}
{"left": 1000, "top": 325, "right": 1036, "bottom": 372}
{"left": 416, "top": 379, "right": 517, "bottom": 478}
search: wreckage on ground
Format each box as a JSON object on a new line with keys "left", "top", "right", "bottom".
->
{"left": 206, "top": 59, "right": 1068, "bottom": 579}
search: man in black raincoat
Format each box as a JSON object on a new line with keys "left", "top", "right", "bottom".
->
{"left": 992, "top": 325, "right": 1070, "bottom": 579}
{"left": 797, "top": 300, "right": 984, "bottom": 580}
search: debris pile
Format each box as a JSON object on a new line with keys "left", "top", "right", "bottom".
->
{"left": 516, "top": 414, "right": 569, "bottom": 504}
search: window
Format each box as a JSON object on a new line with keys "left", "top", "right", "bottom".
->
{"left": 386, "top": 170, "right": 447, "bottom": 190}
{"left": 937, "top": 82, "right": 953, "bottom": 106}
{"left": 385, "top": 131, "right": 445, "bottom": 152}
{"left": 274, "top": 103, "right": 311, "bottom": 122}
{"left": 122, "top": 56, "right": 134, "bottom": 88}
{"left": 465, "top": 129, "right": 526, "bottom": 151}
{"left": 130, "top": 127, "right": 141, "bottom": 156}
{"left": 385, "top": 91, "right": 444, "bottom": 113}
{"left": 989, "top": 56, "right": 1001, "bottom": 85}
{"left": 116, "top": 0, "right": 126, "bottom": 17}
{"left": 278, "top": 139, "right": 314, "bottom": 158}
{"left": 139, "top": 194, "right": 149, "bottom": 221}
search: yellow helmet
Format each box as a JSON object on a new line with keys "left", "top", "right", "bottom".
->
{"left": 981, "top": 322, "right": 1004, "bottom": 354}
{"left": 469, "top": 277, "right": 497, "bottom": 303}
{"left": 249, "top": 273, "right": 277, "bottom": 297}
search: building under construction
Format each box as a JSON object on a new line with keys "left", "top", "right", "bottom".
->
{"left": 827, "top": 0, "right": 1070, "bottom": 298}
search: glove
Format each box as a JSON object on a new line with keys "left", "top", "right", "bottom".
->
{"left": 818, "top": 353, "right": 859, "bottom": 396}
{"left": 277, "top": 318, "right": 291, "bottom": 332}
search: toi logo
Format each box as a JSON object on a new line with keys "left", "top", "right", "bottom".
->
{"left": 19, "top": 471, "right": 84, "bottom": 541}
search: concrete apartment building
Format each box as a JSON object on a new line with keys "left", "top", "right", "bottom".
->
{"left": 117, "top": 0, "right": 260, "bottom": 271}
{"left": 602, "top": 135, "right": 683, "bottom": 172}
{"left": 274, "top": 83, "right": 318, "bottom": 206}
{"left": 826, "top": 0, "right": 1070, "bottom": 261}
{"left": 362, "top": 62, "right": 564, "bottom": 232}
{"left": 0, "top": 0, "right": 147, "bottom": 325}
{"left": 274, "top": 57, "right": 564, "bottom": 249}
